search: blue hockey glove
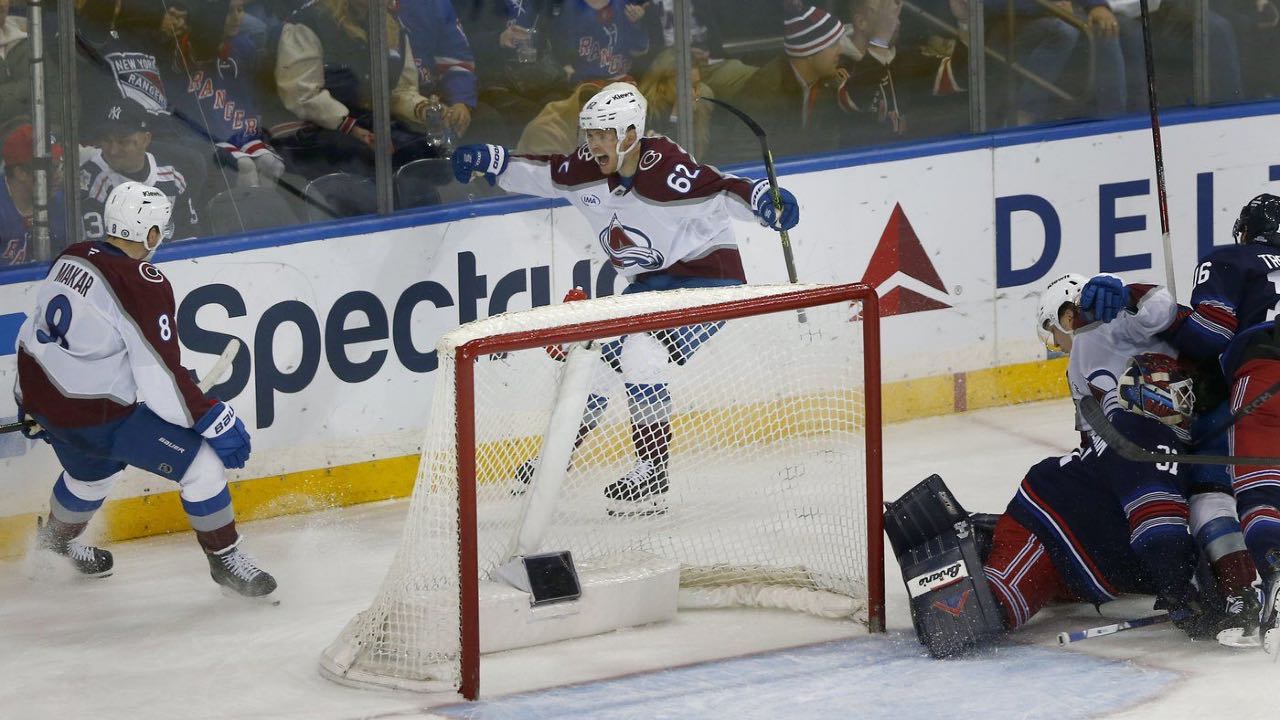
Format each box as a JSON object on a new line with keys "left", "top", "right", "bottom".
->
{"left": 195, "top": 402, "right": 252, "bottom": 469}
{"left": 1079, "top": 274, "right": 1126, "bottom": 323}
{"left": 752, "top": 183, "right": 800, "bottom": 231}
{"left": 451, "top": 143, "right": 509, "bottom": 186}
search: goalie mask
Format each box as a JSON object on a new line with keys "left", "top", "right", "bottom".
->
{"left": 1233, "top": 193, "right": 1280, "bottom": 246}
{"left": 1035, "top": 273, "right": 1085, "bottom": 351}
{"left": 1118, "top": 353, "right": 1196, "bottom": 432}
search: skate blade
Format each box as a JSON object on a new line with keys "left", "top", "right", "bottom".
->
{"left": 26, "top": 549, "right": 112, "bottom": 581}
{"left": 606, "top": 498, "right": 668, "bottom": 518}
{"left": 1265, "top": 628, "right": 1280, "bottom": 658}
{"left": 217, "top": 585, "right": 281, "bottom": 606}
{"left": 1216, "top": 627, "right": 1262, "bottom": 648}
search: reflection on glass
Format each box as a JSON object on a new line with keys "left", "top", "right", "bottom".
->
{"left": 0, "top": 0, "right": 1253, "bottom": 251}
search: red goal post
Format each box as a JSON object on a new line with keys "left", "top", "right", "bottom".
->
{"left": 321, "top": 282, "right": 884, "bottom": 700}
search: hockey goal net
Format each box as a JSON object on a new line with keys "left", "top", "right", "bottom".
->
{"left": 320, "top": 282, "right": 883, "bottom": 698}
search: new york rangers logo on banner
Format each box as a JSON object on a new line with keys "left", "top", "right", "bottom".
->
{"left": 106, "top": 52, "right": 167, "bottom": 113}
{"left": 599, "top": 214, "right": 663, "bottom": 270}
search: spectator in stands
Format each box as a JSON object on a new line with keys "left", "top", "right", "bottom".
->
{"left": 456, "top": 0, "right": 567, "bottom": 146}
{"left": 398, "top": 0, "right": 493, "bottom": 146}
{"left": 75, "top": 0, "right": 211, "bottom": 202}
{"left": 892, "top": 0, "right": 970, "bottom": 138}
{"left": 515, "top": 80, "right": 603, "bottom": 155}
{"left": 837, "top": 0, "right": 908, "bottom": 145}
{"left": 167, "top": 0, "right": 285, "bottom": 191}
{"left": 1221, "top": 0, "right": 1279, "bottom": 99}
{"left": 552, "top": 0, "right": 651, "bottom": 84}
{"left": 79, "top": 100, "right": 201, "bottom": 241}
{"left": 0, "top": 0, "right": 33, "bottom": 138}
{"left": 159, "top": 2, "right": 191, "bottom": 43}
{"left": 719, "top": 2, "right": 847, "bottom": 160}
{"left": 642, "top": 0, "right": 756, "bottom": 100}
{"left": 1132, "top": 0, "right": 1243, "bottom": 105}
{"left": 981, "top": 0, "right": 1075, "bottom": 124}
{"left": 637, "top": 48, "right": 713, "bottom": 158}
{"left": 273, "top": 0, "right": 441, "bottom": 209}
{"left": 0, "top": 124, "right": 66, "bottom": 265}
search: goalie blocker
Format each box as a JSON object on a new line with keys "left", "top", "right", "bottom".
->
{"left": 885, "top": 475, "right": 1005, "bottom": 657}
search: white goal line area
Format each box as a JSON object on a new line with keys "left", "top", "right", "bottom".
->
{"left": 320, "top": 282, "right": 885, "bottom": 699}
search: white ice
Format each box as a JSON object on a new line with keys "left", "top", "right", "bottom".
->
{"left": 2, "top": 398, "right": 1276, "bottom": 720}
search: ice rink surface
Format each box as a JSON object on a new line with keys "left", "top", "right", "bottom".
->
{"left": 3, "top": 397, "right": 1278, "bottom": 720}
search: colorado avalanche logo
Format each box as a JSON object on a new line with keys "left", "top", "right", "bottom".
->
{"left": 139, "top": 263, "right": 165, "bottom": 284}
{"left": 599, "top": 214, "right": 664, "bottom": 270}
{"left": 638, "top": 150, "right": 662, "bottom": 171}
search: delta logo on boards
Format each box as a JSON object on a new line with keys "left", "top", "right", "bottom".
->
{"left": 860, "top": 203, "right": 951, "bottom": 316}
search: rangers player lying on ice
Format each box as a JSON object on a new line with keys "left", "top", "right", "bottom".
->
{"left": 885, "top": 274, "right": 1255, "bottom": 656}
{"left": 450, "top": 81, "right": 800, "bottom": 517}
{"left": 14, "top": 181, "right": 275, "bottom": 598}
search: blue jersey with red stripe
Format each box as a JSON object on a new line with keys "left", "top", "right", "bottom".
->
{"left": 1006, "top": 411, "right": 1194, "bottom": 604}
{"left": 1174, "top": 243, "right": 1280, "bottom": 376}
{"left": 398, "top": 0, "right": 479, "bottom": 108}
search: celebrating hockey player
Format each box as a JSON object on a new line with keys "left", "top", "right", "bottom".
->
{"left": 887, "top": 273, "right": 1244, "bottom": 657}
{"left": 451, "top": 81, "right": 800, "bottom": 516}
{"left": 14, "top": 181, "right": 275, "bottom": 598}
{"left": 1117, "top": 192, "right": 1280, "bottom": 651}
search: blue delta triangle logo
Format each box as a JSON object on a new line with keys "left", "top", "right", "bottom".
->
{"left": 860, "top": 203, "right": 951, "bottom": 316}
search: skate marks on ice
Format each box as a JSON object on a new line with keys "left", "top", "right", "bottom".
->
{"left": 430, "top": 634, "right": 1175, "bottom": 720}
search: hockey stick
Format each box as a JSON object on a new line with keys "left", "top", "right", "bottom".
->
{"left": 1, "top": 338, "right": 241, "bottom": 435}
{"left": 197, "top": 337, "right": 242, "bottom": 395}
{"left": 1079, "top": 395, "right": 1280, "bottom": 465}
{"left": 699, "top": 97, "right": 806, "bottom": 322}
{"left": 1139, "top": 0, "right": 1177, "bottom": 301}
{"left": 1057, "top": 613, "right": 1170, "bottom": 644}
{"left": 1191, "top": 374, "right": 1280, "bottom": 448}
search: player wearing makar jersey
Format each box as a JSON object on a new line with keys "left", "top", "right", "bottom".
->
{"left": 14, "top": 182, "right": 275, "bottom": 598}
{"left": 450, "top": 81, "right": 800, "bottom": 516}
{"left": 885, "top": 275, "right": 1249, "bottom": 657}
{"left": 1160, "top": 192, "right": 1280, "bottom": 651}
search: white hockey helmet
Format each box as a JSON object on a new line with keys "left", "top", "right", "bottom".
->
{"left": 1035, "top": 273, "right": 1086, "bottom": 350}
{"left": 104, "top": 181, "right": 173, "bottom": 253}
{"left": 579, "top": 81, "right": 647, "bottom": 159}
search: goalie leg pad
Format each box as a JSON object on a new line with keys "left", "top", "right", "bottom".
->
{"left": 883, "top": 474, "right": 971, "bottom": 557}
{"left": 886, "top": 475, "right": 1005, "bottom": 657}
{"left": 899, "top": 520, "right": 1007, "bottom": 657}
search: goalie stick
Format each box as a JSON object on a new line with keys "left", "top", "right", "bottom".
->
{"left": 1057, "top": 613, "right": 1171, "bottom": 644}
{"left": 1, "top": 338, "right": 242, "bottom": 435}
{"left": 1079, "top": 395, "right": 1280, "bottom": 465}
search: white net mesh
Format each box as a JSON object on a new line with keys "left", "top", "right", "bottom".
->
{"left": 320, "top": 284, "right": 876, "bottom": 693}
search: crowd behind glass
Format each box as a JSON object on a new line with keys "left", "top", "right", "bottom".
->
{"left": 0, "top": 0, "right": 1269, "bottom": 266}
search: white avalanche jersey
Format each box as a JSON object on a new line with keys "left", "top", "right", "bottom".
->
{"left": 1067, "top": 283, "right": 1178, "bottom": 432}
{"left": 499, "top": 136, "right": 766, "bottom": 282}
{"left": 15, "top": 241, "right": 215, "bottom": 429}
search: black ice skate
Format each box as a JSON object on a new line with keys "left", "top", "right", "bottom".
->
{"left": 35, "top": 516, "right": 113, "bottom": 578}
{"left": 512, "top": 457, "right": 579, "bottom": 496}
{"left": 604, "top": 460, "right": 669, "bottom": 517}
{"left": 1216, "top": 589, "right": 1263, "bottom": 648}
{"left": 511, "top": 458, "right": 536, "bottom": 496}
{"left": 1261, "top": 572, "right": 1280, "bottom": 654}
{"left": 206, "top": 542, "right": 277, "bottom": 598}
